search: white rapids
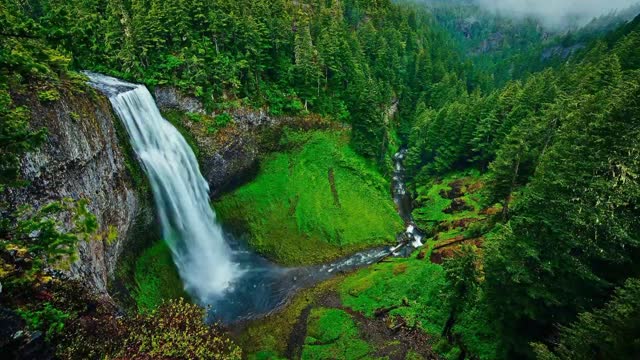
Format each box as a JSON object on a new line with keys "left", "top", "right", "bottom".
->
{"left": 392, "top": 149, "right": 424, "bottom": 250}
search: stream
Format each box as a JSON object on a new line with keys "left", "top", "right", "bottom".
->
{"left": 86, "top": 73, "right": 422, "bottom": 323}
{"left": 392, "top": 149, "right": 425, "bottom": 252}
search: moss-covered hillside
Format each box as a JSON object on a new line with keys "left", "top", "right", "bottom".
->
{"left": 238, "top": 170, "right": 501, "bottom": 360}
{"left": 215, "top": 130, "right": 403, "bottom": 265}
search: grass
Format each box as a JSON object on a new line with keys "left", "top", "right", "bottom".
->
{"left": 339, "top": 250, "right": 449, "bottom": 336}
{"left": 301, "top": 308, "right": 373, "bottom": 360}
{"left": 238, "top": 167, "right": 501, "bottom": 359}
{"left": 412, "top": 170, "right": 487, "bottom": 232}
{"left": 133, "top": 240, "right": 188, "bottom": 313}
{"left": 215, "top": 130, "right": 403, "bottom": 265}
{"left": 240, "top": 277, "right": 344, "bottom": 358}
{"left": 241, "top": 250, "right": 452, "bottom": 359}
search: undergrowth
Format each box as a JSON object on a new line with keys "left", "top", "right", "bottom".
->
{"left": 301, "top": 308, "right": 373, "bottom": 360}
{"left": 133, "top": 240, "right": 187, "bottom": 313}
{"left": 340, "top": 251, "right": 449, "bottom": 336}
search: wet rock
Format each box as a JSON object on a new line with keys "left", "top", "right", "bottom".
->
{"left": 200, "top": 127, "right": 261, "bottom": 197}
{"left": 2, "top": 89, "right": 153, "bottom": 295}
{"left": 541, "top": 44, "right": 585, "bottom": 61}
{"left": 154, "top": 86, "right": 205, "bottom": 114}
{"left": 0, "top": 308, "right": 53, "bottom": 360}
{"left": 0, "top": 308, "right": 23, "bottom": 348}
{"left": 154, "top": 87, "right": 335, "bottom": 197}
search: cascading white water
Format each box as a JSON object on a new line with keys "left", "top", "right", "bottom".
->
{"left": 85, "top": 73, "right": 237, "bottom": 301}
{"left": 393, "top": 149, "right": 424, "bottom": 249}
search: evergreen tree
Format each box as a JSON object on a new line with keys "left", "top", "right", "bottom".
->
{"left": 484, "top": 59, "right": 640, "bottom": 358}
{"left": 533, "top": 278, "right": 640, "bottom": 360}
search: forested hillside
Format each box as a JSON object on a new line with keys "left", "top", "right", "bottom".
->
{"left": 3, "top": 0, "right": 474, "bottom": 163}
{"left": 403, "top": 12, "right": 640, "bottom": 358}
{"left": 1, "top": 0, "right": 639, "bottom": 359}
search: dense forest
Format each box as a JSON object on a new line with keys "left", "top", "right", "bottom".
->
{"left": 1, "top": 0, "right": 639, "bottom": 359}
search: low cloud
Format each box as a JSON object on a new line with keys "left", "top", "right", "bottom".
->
{"left": 475, "top": 0, "right": 640, "bottom": 28}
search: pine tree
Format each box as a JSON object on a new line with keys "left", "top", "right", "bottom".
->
{"left": 293, "top": 22, "right": 322, "bottom": 109}
{"left": 484, "top": 57, "right": 640, "bottom": 359}
{"left": 533, "top": 278, "right": 640, "bottom": 360}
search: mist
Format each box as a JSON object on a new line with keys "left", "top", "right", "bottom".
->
{"left": 474, "top": 0, "right": 640, "bottom": 28}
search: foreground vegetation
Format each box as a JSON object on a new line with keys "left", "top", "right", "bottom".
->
{"left": 132, "top": 241, "right": 187, "bottom": 313}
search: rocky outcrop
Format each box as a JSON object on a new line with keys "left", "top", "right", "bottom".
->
{"left": 3, "top": 88, "right": 154, "bottom": 294}
{"left": 153, "top": 88, "right": 339, "bottom": 197}
{"left": 199, "top": 108, "right": 285, "bottom": 197}
{"left": 154, "top": 86, "right": 205, "bottom": 114}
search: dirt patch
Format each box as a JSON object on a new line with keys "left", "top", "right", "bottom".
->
{"left": 281, "top": 289, "right": 441, "bottom": 359}
{"left": 466, "top": 181, "right": 484, "bottom": 193}
{"left": 314, "top": 290, "right": 343, "bottom": 309}
{"left": 282, "top": 291, "right": 343, "bottom": 358}
{"left": 285, "top": 305, "right": 312, "bottom": 359}
{"left": 431, "top": 238, "right": 485, "bottom": 264}
{"left": 328, "top": 168, "right": 341, "bottom": 208}
{"left": 346, "top": 310, "right": 442, "bottom": 360}
{"left": 430, "top": 251, "right": 445, "bottom": 264}
{"left": 393, "top": 263, "right": 408, "bottom": 275}
{"left": 480, "top": 206, "right": 501, "bottom": 216}
{"left": 288, "top": 195, "right": 300, "bottom": 216}
{"left": 450, "top": 218, "right": 479, "bottom": 229}
{"left": 443, "top": 198, "right": 474, "bottom": 214}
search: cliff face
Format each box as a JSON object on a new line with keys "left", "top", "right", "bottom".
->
{"left": 3, "top": 89, "right": 153, "bottom": 295}
{"left": 2, "top": 83, "right": 328, "bottom": 296}
{"left": 154, "top": 86, "right": 336, "bottom": 197}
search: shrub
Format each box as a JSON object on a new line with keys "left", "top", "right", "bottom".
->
{"left": 38, "top": 89, "right": 60, "bottom": 102}
{"left": 119, "top": 299, "right": 241, "bottom": 359}
{"left": 1, "top": 198, "right": 98, "bottom": 288}
{"left": 60, "top": 299, "right": 242, "bottom": 359}
{"left": 187, "top": 112, "right": 204, "bottom": 122}
{"left": 215, "top": 112, "right": 232, "bottom": 127}
{"left": 17, "top": 303, "right": 71, "bottom": 341}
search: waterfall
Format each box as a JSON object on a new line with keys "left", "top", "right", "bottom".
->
{"left": 85, "top": 73, "right": 238, "bottom": 301}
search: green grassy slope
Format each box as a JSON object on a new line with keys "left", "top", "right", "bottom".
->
{"left": 133, "top": 241, "right": 187, "bottom": 313}
{"left": 215, "top": 130, "right": 403, "bottom": 265}
{"left": 302, "top": 308, "right": 373, "bottom": 360}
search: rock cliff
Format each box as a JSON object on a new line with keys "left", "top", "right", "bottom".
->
{"left": 3, "top": 88, "right": 154, "bottom": 295}
{"left": 2, "top": 83, "right": 331, "bottom": 296}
